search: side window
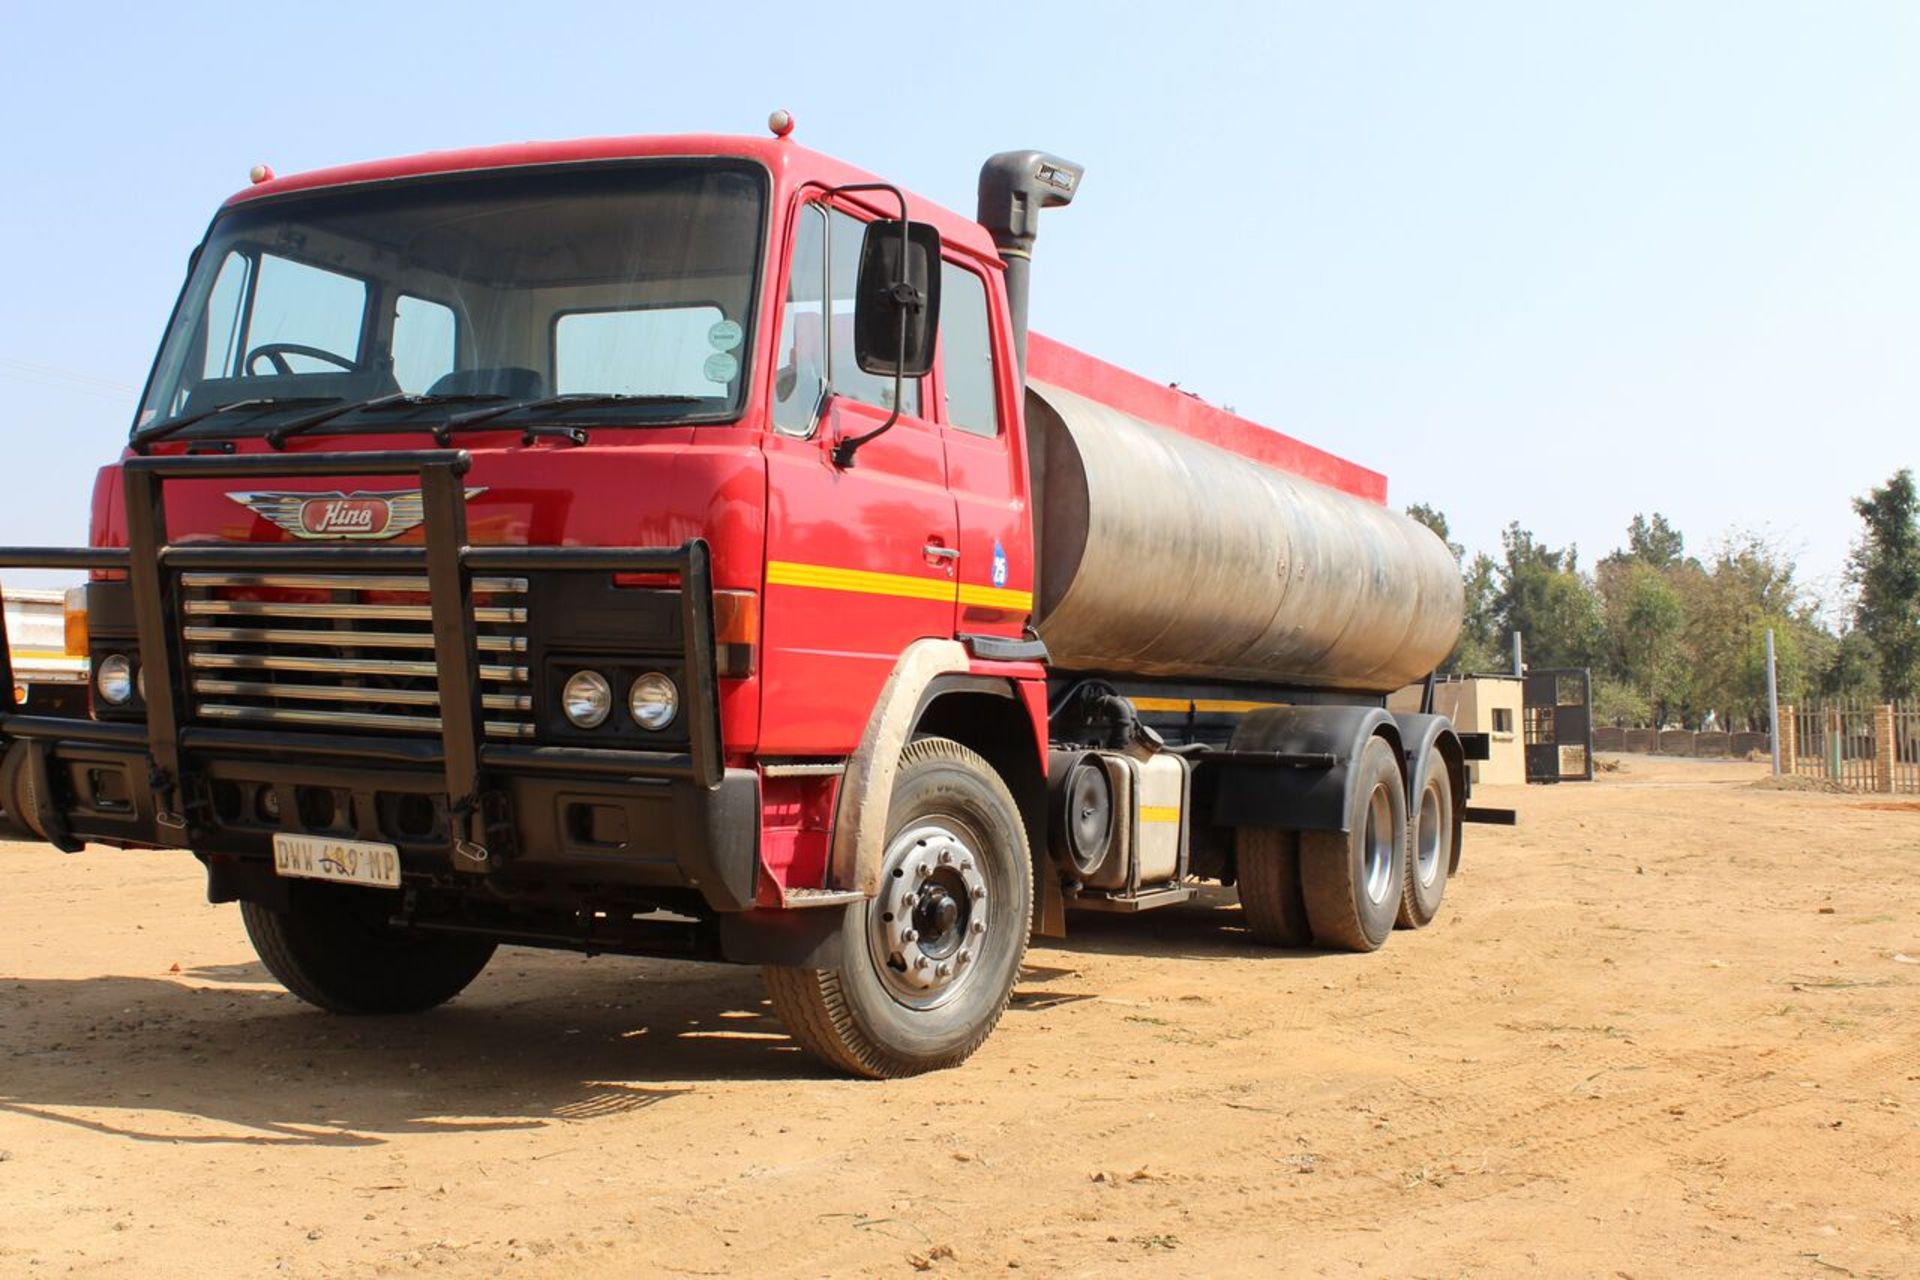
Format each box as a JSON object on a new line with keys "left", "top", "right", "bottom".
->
{"left": 391, "top": 295, "right": 457, "bottom": 394}
{"left": 200, "top": 252, "right": 251, "bottom": 379}
{"left": 243, "top": 254, "right": 367, "bottom": 372}
{"left": 827, "top": 208, "right": 921, "bottom": 416}
{"left": 772, "top": 204, "right": 827, "bottom": 436}
{"left": 939, "top": 262, "right": 1000, "bottom": 437}
{"left": 554, "top": 305, "right": 734, "bottom": 397}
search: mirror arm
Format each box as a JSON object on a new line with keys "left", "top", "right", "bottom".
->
{"left": 824, "top": 182, "right": 914, "bottom": 470}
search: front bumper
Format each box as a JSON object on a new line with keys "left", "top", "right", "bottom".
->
{"left": 0, "top": 448, "right": 758, "bottom": 914}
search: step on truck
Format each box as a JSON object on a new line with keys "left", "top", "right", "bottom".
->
{"left": 0, "top": 117, "right": 1500, "bottom": 1077}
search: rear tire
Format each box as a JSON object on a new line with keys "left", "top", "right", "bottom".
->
{"left": 764, "top": 737, "right": 1032, "bottom": 1078}
{"left": 1236, "top": 827, "right": 1311, "bottom": 946}
{"left": 241, "top": 882, "right": 496, "bottom": 1014}
{"left": 1397, "top": 754, "right": 1454, "bottom": 929}
{"left": 1299, "top": 736, "right": 1407, "bottom": 953}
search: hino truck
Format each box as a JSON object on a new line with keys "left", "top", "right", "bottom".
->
{"left": 0, "top": 119, "right": 1495, "bottom": 1077}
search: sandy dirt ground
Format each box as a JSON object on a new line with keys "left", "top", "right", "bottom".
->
{"left": 3, "top": 755, "right": 1917, "bottom": 1278}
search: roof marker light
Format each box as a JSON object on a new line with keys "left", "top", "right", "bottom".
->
{"left": 248, "top": 164, "right": 275, "bottom": 184}
{"left": 768, "top": 109, "right": 795, "bottom": 139}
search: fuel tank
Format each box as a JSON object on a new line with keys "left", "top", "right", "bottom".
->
{"left": 1025, "top": 380, "right": 1463, "bottom": 694}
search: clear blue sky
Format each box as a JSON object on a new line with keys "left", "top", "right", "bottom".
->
{"left": 3, "top": 2, "right": 1915, "bottom": 608}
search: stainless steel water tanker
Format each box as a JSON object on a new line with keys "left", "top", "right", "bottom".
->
{"left": 1025, "top": 380, "right": 1464, "bottom": 694}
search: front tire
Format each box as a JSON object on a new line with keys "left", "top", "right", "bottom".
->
{"left": 1298, "top": 736, "right": 1408, "bottom": 952}
{"left": 241, "top": 882, "right": 496, "bottom": 1014}
{"left": 765, "top": 737, "right": 1032, "bottom": 1078}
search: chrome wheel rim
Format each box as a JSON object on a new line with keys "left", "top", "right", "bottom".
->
{"left": 868, "top": 822, "right": 989, "bottom": 1010}
{"left": 1414, "top": 781, "right": 1443, "bottom": 888}
{"left": 1362, "top": 784, "right": 1396, "bottom": 906}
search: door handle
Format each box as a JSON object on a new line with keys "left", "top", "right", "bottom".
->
{"left": 923, "top": 544, "right": 960, "bottom": 561}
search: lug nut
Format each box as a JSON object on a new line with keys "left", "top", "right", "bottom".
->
{"left": 937, "top": 849, "right": 952, "bottom": 866}
{"left": 936, "top": 963, "right": 952, "bottom": 978}
{"left": 914, "top": 956, "right": 930, "bottom": 970}
{"left": 971, "top": 920, "right": 986, "bottom": 935}
{"left": 958, "top": 950, "right": 971, "bottom": 965}
{"left": 901, "top": 928, "right": 918, "bottom": 943}
{"left": 959, "top": 858, "right": 973, "bottom": 872}
{"left": 971, "top": 885, "right": 987, "bottom": 900}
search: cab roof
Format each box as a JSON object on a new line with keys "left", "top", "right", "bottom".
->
{"left": 223, "top": 133, "right": 1004, "bottom": 262}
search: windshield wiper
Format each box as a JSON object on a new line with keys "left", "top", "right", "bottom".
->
{"left": 130, "top": 396, "right": 344, "bottom": 454}
{"left": 265, "top": 391, "right": 508, "bottom": 450}
{"left": 431, "top": 393, "right": 704, "bottom": 444}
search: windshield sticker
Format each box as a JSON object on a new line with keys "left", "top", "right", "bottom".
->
{"left": 707, "top": 319, "right": 743, "bottom": 351}
{"left": 703, "top": 352, "right": 740, "bottom": 384}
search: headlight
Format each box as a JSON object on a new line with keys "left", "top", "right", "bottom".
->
{"left": 561, "top": 670, "right": 613, "bottom": 728}
{"left": 96, "top": 653, "right": 135, "bottom": 705}
{"left": 628, "top": 672, "right": 678, "bottom": 730}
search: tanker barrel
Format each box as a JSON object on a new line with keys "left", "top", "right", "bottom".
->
{"left": 1024, "top": 381, "right": 1464, "bottom": 695}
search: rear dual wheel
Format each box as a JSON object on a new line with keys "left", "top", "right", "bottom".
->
{"left": 1237, "top": 735, "right": 1411, "bottom": 953}
{"left": 764, "top": 737, "right": 1032, "bottom": 1078}
{"left": 1397, "top": 754, "right": 1453, "bottom": 929}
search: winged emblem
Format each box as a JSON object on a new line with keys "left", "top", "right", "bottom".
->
{"left": 227, "top": 489, "right": 486, "bottom": 541}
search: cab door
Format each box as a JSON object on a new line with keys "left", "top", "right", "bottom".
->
{"left": 936, "top": 258, "right": 1033, "bottom": 644}
{"left": 760, "top": 201, "right": 958, "bottom": 755}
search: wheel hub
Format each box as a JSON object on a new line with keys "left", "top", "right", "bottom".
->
{"left": 872, "top": 824, "right": 989, "bottom": 1006}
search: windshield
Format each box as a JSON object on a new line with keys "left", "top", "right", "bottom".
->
{"left": 137, "top": 160, "right": 767, "bottom": 440}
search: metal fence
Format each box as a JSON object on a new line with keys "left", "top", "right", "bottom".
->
{"left": 1896, "top": 701, "right": 1920, "bottom": 795}
{"left": 1790, "top": 701, "right": 1879, "bottom": 789}
{"left": 1785, "top": 699, "right": 1919, "bottom": 794}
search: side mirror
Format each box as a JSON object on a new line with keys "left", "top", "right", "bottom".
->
{"left": 853, "top": 219, "right": 942, "bottom": 378}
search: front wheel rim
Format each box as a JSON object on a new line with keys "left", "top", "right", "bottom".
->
{"left": 868, "top": 822, "right": 990, "bottom": 1010}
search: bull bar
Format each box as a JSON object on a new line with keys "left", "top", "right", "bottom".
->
{"left": 0, "top": 448, "right": 726, "bottom": 877}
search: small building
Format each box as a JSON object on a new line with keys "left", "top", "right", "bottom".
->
{"left": 1390, "top": 675, "right": 1526, "bottom": 786}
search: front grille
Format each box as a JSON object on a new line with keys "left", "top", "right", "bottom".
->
{"left": 177, "top": 573, "right": 535, "bottom": 740}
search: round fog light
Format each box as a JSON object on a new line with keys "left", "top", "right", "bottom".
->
{"left": 96, "top": 653, "right": 135, "bottom": 705}
{"left": 561, "top": 670, "right": 613, "bottom": 728}
{"left": 628, "top": 672, "right": 678, "bottom": 730}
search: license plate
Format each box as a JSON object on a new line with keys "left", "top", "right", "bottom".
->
{"left": 272, "top": 833, "right": 401, "bottom": 889}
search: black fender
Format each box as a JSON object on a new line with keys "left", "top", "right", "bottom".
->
{"left": 1392, "top": 712, "right": 1467, "bottom": 874}
{"left": 1202, "top": 704, "right": 1404, "bottom": 833}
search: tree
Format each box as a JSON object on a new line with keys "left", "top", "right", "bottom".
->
{"left": 1495, "top": 523, "right": 1602, "bottom": 670}
{"left": 1683, "top": 533, "right": 1816, "bottom": 729}
{"left": 1848, "top": 469, "right": 1920, "bottom": 701}
{"left": 1406, "top": 502, "right": 1464, "bottom": 563}
{"left": 1456, "top": 552, "right": 1504, "bottom": 672}
{"left": 1614, "top": 512, "right": 1687, "bottom": 570}
{"left": 1597, "top": 559, "right": 1685, "bottom": 724}
{"left": 1406, "top": 503, "right": 1501, "bottom": 673}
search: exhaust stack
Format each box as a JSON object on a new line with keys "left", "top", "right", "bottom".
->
{"left": 977, "top": 151, "right": 1084, "bottom": 379}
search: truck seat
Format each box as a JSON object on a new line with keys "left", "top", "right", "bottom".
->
{"left": 427, "top": 367, "right": 544, "bottom": 400}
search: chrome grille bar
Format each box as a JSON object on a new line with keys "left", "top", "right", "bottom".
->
{"left": 184, "top": 599, "right": 527, "bottom": 624}
{"left": 180, "top": 572, "right": 527, "bottom": 593}
{"left": 197, "top": 703, "right": 535, "bottom": 739}
{"left": 183, "top": 625, "right": 526, "bottom": 653}
{"left": 187, "top": 652, "right": 527, "bottom": 682}
{"left": 191, "top": 678, "right": 531, "bottom": 712}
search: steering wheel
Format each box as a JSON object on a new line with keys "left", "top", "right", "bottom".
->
{"left": 245, "top": 343, "right": 356, "bottom": 376}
